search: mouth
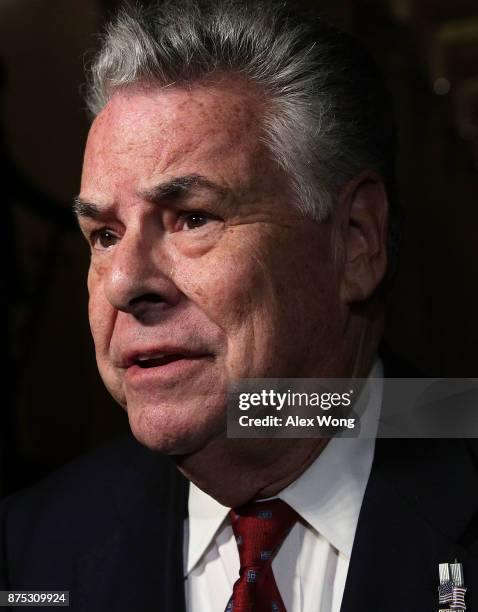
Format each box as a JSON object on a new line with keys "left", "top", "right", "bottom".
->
{"left": 134, "top": 353, "right": 192, "bottom": 369}
{"left": 122, "top": 349, "right": 214, "bottom": 386}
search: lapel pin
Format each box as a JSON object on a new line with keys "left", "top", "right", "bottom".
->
{"left": 438, "top": 560, "right": 467, "bottom": 611}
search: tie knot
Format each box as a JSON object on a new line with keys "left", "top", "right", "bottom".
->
{"left": 229, "top": 499, "right": 298, "bottom": 570}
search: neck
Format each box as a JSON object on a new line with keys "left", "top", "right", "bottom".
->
{"left": 175, "top": 437, "right": 329, "bottom": 507}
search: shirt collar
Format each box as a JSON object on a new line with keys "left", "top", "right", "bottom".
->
{"left": 278, "top": 436, "right": 375, "bottom": 558}
{"left": 279, "top": 359, "right": 383, "bottom": 557}
{"left": 186, "top": 481, "right": 231, "bottom": 574}
{"left": 186, "top": 360, "right": 383, "bottom": 573}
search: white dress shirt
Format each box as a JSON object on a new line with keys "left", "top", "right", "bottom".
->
{"left": 184, "top": 362, "right": 383, "bottom": 612}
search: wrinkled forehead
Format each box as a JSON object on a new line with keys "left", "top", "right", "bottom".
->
{"left": 81, "top": 80, "right": 271, "bottom": 195}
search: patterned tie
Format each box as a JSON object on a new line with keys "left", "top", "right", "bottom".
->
{"left": 225, "top": 498, "right": 298, "bottom": 612}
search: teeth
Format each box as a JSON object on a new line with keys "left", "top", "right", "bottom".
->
{"left": 137, "top": 353, "right": 165, "bottom": 362}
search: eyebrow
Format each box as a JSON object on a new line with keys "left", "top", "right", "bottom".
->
{"left": 73, "top": 173, "right": 227, "bottom": 220}
{"left": 140, "top": 173, "right": 227, "bottom": 202}
{"left": 72, "top": 198, "right": 101, "bottom": 219}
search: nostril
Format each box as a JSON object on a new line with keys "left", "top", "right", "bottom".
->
{"left": 130, "top": 293, "right": 164, "bottom": 306}
{"left": 127, "top": 292, "right": 170, "bottom": 322}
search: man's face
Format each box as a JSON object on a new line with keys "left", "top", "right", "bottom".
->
{"left": 78, "top": 81, "right": 343, "bottom": 454}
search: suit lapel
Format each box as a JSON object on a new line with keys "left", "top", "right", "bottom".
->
{"left": 341, "top": 437, "right": 478, "bottom": 611}
{"left": 77, "top": 441, "right": 189, "bottom": 612}
{"left": 340, "top": 349, "right": 478, "bottom": 611}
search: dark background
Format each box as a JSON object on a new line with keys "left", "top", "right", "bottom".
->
{"left": 1, "top": 0, "right": 477, "bottom": 498}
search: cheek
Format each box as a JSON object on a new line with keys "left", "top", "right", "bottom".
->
{"left": 171, "top": 239, "right": 287, "bottom": 377}
{"left": 174, "top": 246, "right": 270, "bottom": 330}
{"left": 87, "top": 268, "right": 114, "bottom": 352}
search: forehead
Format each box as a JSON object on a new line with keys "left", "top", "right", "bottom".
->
{"left": 81, "top": 80, "right": 268, "bottom": 197}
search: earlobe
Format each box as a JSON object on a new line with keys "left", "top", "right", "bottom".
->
{"left": 337, "top": 172, "right": 389, "bottom": 304}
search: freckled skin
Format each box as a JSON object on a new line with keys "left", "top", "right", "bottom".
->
{"left": 79, "top": 79, "right": 383, "bottom": 505}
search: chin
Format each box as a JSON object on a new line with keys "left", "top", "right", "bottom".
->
{"left": 126, "top": 398, "right": 226, "bottom": 456}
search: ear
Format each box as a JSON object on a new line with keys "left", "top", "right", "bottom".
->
{"left": 336, "top": 171, "right": 389, "bottom": 304}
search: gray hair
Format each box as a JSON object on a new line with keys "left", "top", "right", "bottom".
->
{"left": 86, "top": 0, "right": 399, "bottom": 277}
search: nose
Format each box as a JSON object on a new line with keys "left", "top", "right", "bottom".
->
{"left": 103, "top": 228, "right": 181, "bottom": 320}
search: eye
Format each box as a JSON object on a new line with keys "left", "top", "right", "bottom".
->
{"left": 182, "top": 212, "right": 214, "bottom": 230}
{"left": 92, "top": 229, "right": 119, "bottom": 250}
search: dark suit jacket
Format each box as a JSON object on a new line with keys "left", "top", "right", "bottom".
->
{"left": 2, "top": 359, "right": 478, "bottom": 611}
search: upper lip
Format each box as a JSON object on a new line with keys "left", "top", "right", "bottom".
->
{"left": 115, "top": 346, "right": 211, "bottom": 368}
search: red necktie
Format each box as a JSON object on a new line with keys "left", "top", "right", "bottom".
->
{"left": 225, "top": 498, "right": 298, "bottom": 612}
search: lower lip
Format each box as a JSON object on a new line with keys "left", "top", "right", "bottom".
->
{"left": 124, "top": 356, "right": 212, "bottom": 387}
